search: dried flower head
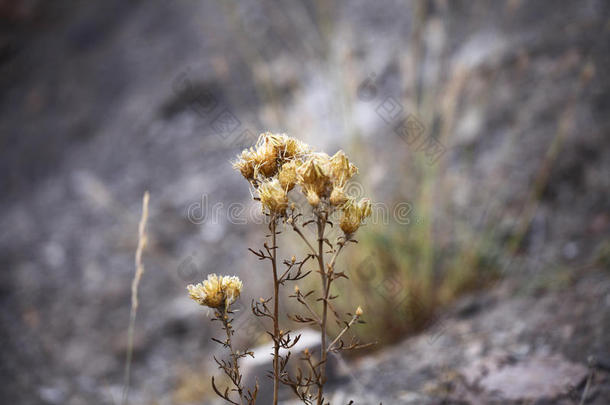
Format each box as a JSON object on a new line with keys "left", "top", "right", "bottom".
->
{"left": 233, "top": 147, "right": 257, "bottom": 181}
{"left": 299, "top": 184, "right": 319, "bottom": 207}
{"left": 222, "top": 275, "right": 243, "bottom": 304}
{"left": 329, "top": 150, "right": 358, "bottom": 187}
{"left": 297, "top": 154, "right": 331, "bottom": 197}
{"left": 187, "top": 274, "right": 243, "bottom": 308}
{"left": 234, "top": 133, "right": 311, "bottom": 184}
{"left": 262, "top": 132, "right": 310, "bottom": 160}
{"left": 329, "top": 185, "right": 348, "bottom": 206}
{"left": 355, "top": 306, "right": 364, "bottom": 316}
{"left": 278, "top": 159, "right": 300, "bottom": 191}
{"left": 281, "top": 136, "right": 310, "bottom": 159}
{"left": 258, "top": 178, "right": 289, "bottom": 214}
{"left": 339, "top": 198, "right": 372, "bottom": 235}
{"left": 253, "top": 139, "right": 278, "bottom": 178}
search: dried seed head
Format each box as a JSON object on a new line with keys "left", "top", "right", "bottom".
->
{"left": 279, "top": 135, "right": 310, "bottom": 160}
{"left": 287, "top": 138, "right": 310, "bottom": 157}
{"left": 234, "top": 134, "right": 291, "bottom": 181}
{"left": 304, "top": 187, "right": 320, "bottom": 207}
{"left": 329, "top": 150, "right": 358, "bottom": 187}
{"left": 329, "top": 185, "right": 348, "bottom": 206}
{"left": 222, "top": 275, "right": 243, "bottom": 306}
{"left": 256, "top": 132, "right": 310, "bottom": 165}
{"left": 253, "top": 140, "right": 278, "bottom": 178}
{"left": 339, "top": 198, "right": 372, "bottom": 235}
{"left": 258, "top": 178, "right": 288, "bottom": 214}
{"left": 232, "top": 147, "right": 256, "bottom": 180}
{"left": 278, "top": 159, "right": 299, "bottom": 191}
{"left": 358, "top": 198, "right": 372, "bottom": 218}
{"left": 187, "top": 274, "right": 243, "bottom": 308}
{"left": 297, "top": 154, "right": 331, "bottom": 197}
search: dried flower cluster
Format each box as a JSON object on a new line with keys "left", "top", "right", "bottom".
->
{"left": 187, "top": 274, "right": 243, "bottom": 309}
{"left": 233, "top": 132, "right": 372, "bottom": 233}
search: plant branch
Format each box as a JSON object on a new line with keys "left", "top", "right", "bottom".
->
{"left": 291, "top": 223, "right": 318, "bottom": 257}
{"left": 327, "top": 313, "right": 360, "bottom": 352}
{"left": 294, "top": 292, "right": 322, "bottom": 325}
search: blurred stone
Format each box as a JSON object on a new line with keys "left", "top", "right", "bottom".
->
{"left": 477, "top": 354, "right": 587, "bottom": 401}
{"left": 241, "top": 329, "right": 338, "bottom": 404}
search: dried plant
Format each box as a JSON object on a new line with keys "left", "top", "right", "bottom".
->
{"left": 234, "top": 133, "right": 373, "bottom": 404}
{"left": 188, "top": 133, "right": 372, "bottom": 405}
{"left": 187, "top": 274, "right": 258, "bottom": 404}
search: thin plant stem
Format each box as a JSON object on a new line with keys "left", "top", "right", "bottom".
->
{"left": 270, "top": 217, "right": 280, "bottom": 405}
{"left": 291, "top": 223, "right": 318, "bottom": 256}
{"left": 220, "top": 310, "right": 244, "bottom": 405}
{"left": 316, "top": 212, "right": 328, "bottom": 405}
{"left": 327, "top": 238, "right": 346, "bottom": 271}
{"left": 297, "top": 294, "right": 322, "bottom": 325}
{"left": 327, "top": 313, "right": 359, "bottom": 352}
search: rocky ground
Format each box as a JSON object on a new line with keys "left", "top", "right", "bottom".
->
{"left": 1, "top": 1, "right": 609, "bottom": 404}
{"left": 323, "top": 268, "right": 610, "bottom": 404}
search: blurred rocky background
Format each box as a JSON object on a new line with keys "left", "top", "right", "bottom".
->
{"left": 0, "top": 0, "right": 609, "bottom": 404}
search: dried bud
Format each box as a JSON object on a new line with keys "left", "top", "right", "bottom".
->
{"left": 291, "top": 256, "right": 296, "bottom": 263}
{"left": 258, "top": 178, "right": 288, "bottom": 214}
{"left": 355, "top": 306, "right": 364, "bottom": 316}
{"left": 294, "top": 285, "right": 300, "bottom": 294}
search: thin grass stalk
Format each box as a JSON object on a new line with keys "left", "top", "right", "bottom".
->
{"left": 122, "top": 191, "right": 150, "bottom": 405}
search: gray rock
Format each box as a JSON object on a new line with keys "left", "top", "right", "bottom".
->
{"left": 477, "top": 354, "right": 588, "bottom": 401}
